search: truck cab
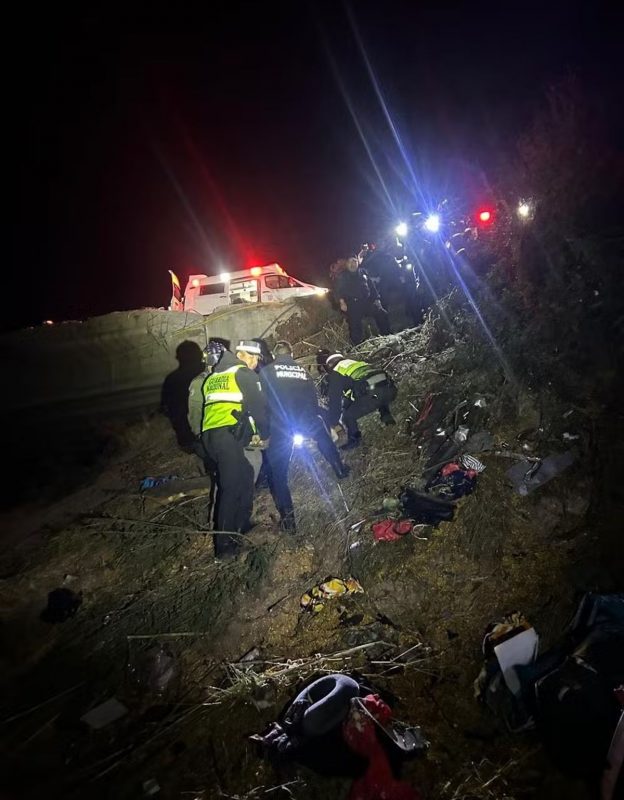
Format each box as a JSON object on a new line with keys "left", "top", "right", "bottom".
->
{"left": 169, "top": 264, "right": 328, "bottom": 315}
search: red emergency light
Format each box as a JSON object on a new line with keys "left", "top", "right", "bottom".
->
{"left": 478, "top": 209, "right": 492, "bottom": 223}
{"left": 250, "top": 267, "right": 262, "bottom": 276}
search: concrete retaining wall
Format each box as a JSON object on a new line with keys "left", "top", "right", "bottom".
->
{"left": 0, "top": 298, "right": 332, "bottom": 422}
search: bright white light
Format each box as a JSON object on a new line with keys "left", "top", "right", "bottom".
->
{"left": 219, "top": 272, "right": 230, "bottom": 282}
{"left": 315, "top": 287, "right": 328, "bottom": 295}
{"left": 406, "top": 263, "right": 413, "bottom": 270}
{"left": 517, "top": 202, "right": 531, "bottom": 219}
{"left": 293, "top": 433, "right": 304, "bottom": 447}
{"left": 395, "top": 222, "right": 408, "bottom": 237}
{"left": 424, "top": 214, "right": 441, "bottom": 233}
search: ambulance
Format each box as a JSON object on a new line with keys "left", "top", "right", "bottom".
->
{"left": 168, "top": 264, "right": 328, "bottom": 315}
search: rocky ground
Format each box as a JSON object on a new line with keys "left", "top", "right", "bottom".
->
{"left": 1, "top": 307, "right": 622, "bottom": 800}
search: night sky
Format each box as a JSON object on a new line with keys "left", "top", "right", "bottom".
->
{"left": 10, "top": 1, "right": 622, "bottom": 332}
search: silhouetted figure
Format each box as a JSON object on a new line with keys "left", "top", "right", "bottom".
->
{"left": 161, "top": 340, "right": 204, "bottom": 449}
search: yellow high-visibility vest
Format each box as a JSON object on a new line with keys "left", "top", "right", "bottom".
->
{"left": 201, "top": 365, "right": 245, "bottom": 431}
{"left": 334, "top": 358, "right": 370, "bottom": 381}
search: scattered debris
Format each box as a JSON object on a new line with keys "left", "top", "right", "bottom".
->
{"left": 372, "top": 519, "right": 413, "bottom": 542}
{"left": 506, "top": 450, "right": 576, "bottom": 495}
{"left": 139, "top": 475, "right": 180, "bottom": 492}
{"left": 81, "top": 697, "right": 128, "bottom": 730}
{"left": 142, "top": 778, "right": 161, "bottom": 797}
{"left": 343, "top": 695, "right": 425, "bottom": 800}
{"left": 426, "top": 462, "right": 478, "bottom": 500}
{"left": 465, "top": 430, "right": 494, "bottom": 453}
{"left": 40, "top": 587, "right": 82, "bottom": 623}
{"left": 399, "top": 487, "right": 455, "bottom": 526}
{"left": 300, "top": 577, "right": 364, "bottom": 613}
{"left": 128, "top": 643, "right": 177, "bottom": 695}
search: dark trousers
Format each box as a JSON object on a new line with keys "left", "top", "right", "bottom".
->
{"left": 342, "top": 383, "right": 397, "bottom": 439}
{"left": 266, "top": 429, "right": 294, "bottom": 521}
{"left": 266, "top": 415, "right": 344, "bottom": 522}
{"left": 304, "top": 414, "right": 344, "bottom": 474}
{"left": 346, "top": 298, "right": 391, "bottom": 345}
{"left": 202, "top": 427, "right": 254, "bottom": 555}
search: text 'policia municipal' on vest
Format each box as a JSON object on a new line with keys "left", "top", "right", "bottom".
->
{"left": 201, "top": 365, "right": 247, "bottom": 431}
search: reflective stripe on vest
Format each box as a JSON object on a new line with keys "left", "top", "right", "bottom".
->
{"left": 334, "top": 358, "right": 371, "bottom": 381}
{"left": 202, "top": 365, "right": 245, "bottom": 431}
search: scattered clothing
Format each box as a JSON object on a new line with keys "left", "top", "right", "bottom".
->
{"left": 300, "top": 577, "right": 364, "bottom": 613}
{"left": 252, "top": 673, "right": 427, "bottom": 785}
{"left": 426, "top": 462, "right": 478, "bottom": 500}
{"left": 40, "top": 588, "right": 82, "bottom": 623}
{"left": 461, "top": 453, "right": 486, "bottom": 473}
{"left": 372, "top": 519, "right": 413, "bottom": 542}
{"left": 343, "top": 695, "right": 422, "bottom": 800}
{"left": 475, "top": 593, "right": 624, "bottom": 794}
{"left": 506, "top": 450, "right": 576, "bottom": 495}
{"left": 465, "top": 430, "right": 495, "bottom": 453}
{"left": 399, "top": 487, "right": 455, "bottom": 526}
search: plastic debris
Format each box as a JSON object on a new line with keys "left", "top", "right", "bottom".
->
{"left": 139, "top": 475, "right": 180, "bottom": 492}
{"left": 562, "top": 432, "right": 580, "bottom": 441}
{"left": 81, "top": 697, "right": 128, "bottom": 729}
{"left": 453, "top": 425, "right": 470, "bottom": 443}
{"left": 300, "top": 577, "right": 364, "bottom": 613}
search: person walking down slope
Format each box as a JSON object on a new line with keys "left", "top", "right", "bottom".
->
{"left": 260, "top": 341, "right": 350, "bottom": 533}
{"left": 320, "top": 352, "right": 397, "bottom": 450}
{"left": 334, "top": 257, "right": 391, "bottom": 345}
{"left": 200, "top": 340, "right": 268, "bottom": 558}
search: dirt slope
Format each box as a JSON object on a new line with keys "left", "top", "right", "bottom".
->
{"left": 0, "top": 314, "right": 620, "bottom": 800}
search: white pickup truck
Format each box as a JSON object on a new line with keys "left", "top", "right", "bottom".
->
{"left": 169, "top": 263, "right": 328, "bottom": 315}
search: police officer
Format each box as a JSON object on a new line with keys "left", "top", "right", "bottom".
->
{"left": 201, "top": 340, "right": 268, "bottom": 558}
{"left": 334, "top": 256, "right": 391, "bottom": 345}
{"left": 320, "top": 352, "right": 397, "bottom": 450}
{"left": 260, "top": 341, "right": 350, "bottom": 533}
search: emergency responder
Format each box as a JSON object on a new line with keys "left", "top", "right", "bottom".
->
{"left": 334, "top": 257, "right": 391, "bottom": 345}
{"left": 319, "top": 351, "right": 397, "bottom": 450}
{"left": 360, "top": 243, "right": 422, "bottom": 329}
{"left": 260, "top": 341, "right": 350, "bottom": 533}
{"left": 200, "top": 340, "right": 268, "bottom": 558}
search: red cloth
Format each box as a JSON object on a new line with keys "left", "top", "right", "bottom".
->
{"left": 343, "top": 695, "right": 421, "bottom": 800}
{"left": 440, "top": 462, "right": 461, "bottom": 477}
{"left": 372, "top": 520, "right": 413, "bottom": 542}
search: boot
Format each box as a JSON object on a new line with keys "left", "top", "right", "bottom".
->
{"left": 380, "top": 411, "right": 396, "bottom": 426}
{"left": 340, "top": 431, "right": 361, "bottom": 451}
{"left": 334, "top": 463, "right": 351, "bottom": 479}
{"left": 279, "top": 513, "right": 297, "bottom": 534}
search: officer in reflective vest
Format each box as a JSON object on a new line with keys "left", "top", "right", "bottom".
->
{"left": 321, "top": 352, "right": 397, "bottom": 450}
{"left": 201, "top": 340, "right": 269, "bottom": 558}
{"left": 260, "top": 341, "right": 350, "bottom": 533}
